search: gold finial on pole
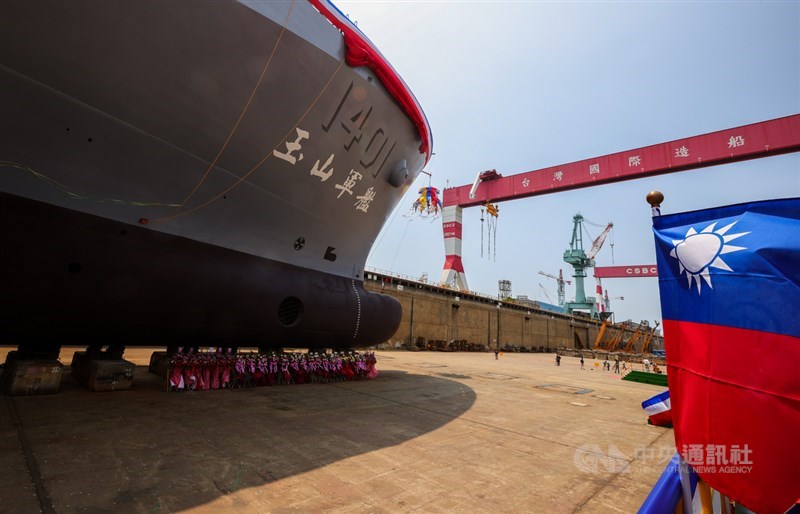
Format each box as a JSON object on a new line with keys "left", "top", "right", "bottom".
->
{"left": 646, "top": 191, "right": 664, "bottom": 217}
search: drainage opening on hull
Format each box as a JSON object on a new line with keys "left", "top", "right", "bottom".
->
{"left": 277, "top": 297, "right": 303, "bottom": 328}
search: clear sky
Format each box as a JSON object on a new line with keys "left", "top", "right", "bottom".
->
{"left": 339, "top": 0, "right": 800, "bottom": 326}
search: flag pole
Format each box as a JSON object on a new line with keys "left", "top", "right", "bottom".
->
{"left": 677, "top": 456, "right": 694, "bottom": 513}
{"left": 648, "top": 190, "right": 694, "bottom": 512}
{"left": 646, "top": 190, "right": 664, "bottom": 218}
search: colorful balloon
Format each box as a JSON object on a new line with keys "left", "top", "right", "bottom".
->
{"left": 412, "top": 186, "right": 441, "bottom": 215}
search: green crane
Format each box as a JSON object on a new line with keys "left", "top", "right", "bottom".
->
{"left": 563, "top": 214, "right": 613, "bottom": 318}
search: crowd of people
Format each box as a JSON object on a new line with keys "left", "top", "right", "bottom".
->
{"left": 167, "top": 349, "right": 379, "bottom": 391}
{"left": 560, "top": 353, "right": 661, "bottom": 374}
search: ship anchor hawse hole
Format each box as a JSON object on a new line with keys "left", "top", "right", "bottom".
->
{"left": 277, "top": 297, "right": 303, "bottom": 327}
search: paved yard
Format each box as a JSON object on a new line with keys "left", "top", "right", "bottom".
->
{"left": 0, "top": 348, "right": 674, "bottom": 513}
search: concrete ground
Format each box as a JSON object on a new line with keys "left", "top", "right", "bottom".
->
{"left": 1, "top": 348, "right": 675, "bottom": 513}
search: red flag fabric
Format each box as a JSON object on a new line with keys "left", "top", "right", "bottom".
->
{"left": 653, "top": 198, "right": 800, "bottom": 513}
{"left": 308, "top": 0, "right": 432, "bottom": 161}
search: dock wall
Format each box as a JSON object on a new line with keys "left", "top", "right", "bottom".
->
{"left": 364, "top": 272, "right": 602, "bottom": 351}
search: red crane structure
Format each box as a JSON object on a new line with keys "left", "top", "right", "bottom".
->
{"left": 594, "top": 265, "right": 658, "bottom": 278}
{"left": 592, "top": 265, "right": 658, "bottom": 315}
{"left": 439, "top": 114, "right": 800, "bottom": 289}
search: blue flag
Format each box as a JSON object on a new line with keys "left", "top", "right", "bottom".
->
{"left": 652, "top": 196, "right": 800, "bottom": 514}
{"left": 653, "top": 197, "right": 800, "bottom": 337}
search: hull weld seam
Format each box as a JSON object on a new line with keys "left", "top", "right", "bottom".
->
{"left": 351, "top": 271, "right": 361, "bottom": 339}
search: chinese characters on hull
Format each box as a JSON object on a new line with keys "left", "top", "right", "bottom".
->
{"left": 272, "top": 80, "right": 401, "bottom": 216}
{"left": 273, "top": 128, "right": 308, "bottom": 164}
{"left": 335, "top": 170, "right": 362, "bottom": 198}
{"left": 323, "top": 82, "right": 398, "bottom": 179}
{"left": 354, "top": 187, "right": 376, "bottom": 213}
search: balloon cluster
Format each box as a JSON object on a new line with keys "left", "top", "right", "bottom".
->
{"left": 412, "top": 186, "right": 441, "bottom": 216}
{"left": 168, "top": 349, "right": 378, "bottom": 391}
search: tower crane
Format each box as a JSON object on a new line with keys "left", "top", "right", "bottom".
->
{"left": 604, "top": 290, "right": 624, "bottom": 313}
{"left": 538, "top": 269, "right": 571, "bottom": 307}
{"left": 538, "top": 283, "right": 557, "bottom": 305}
{"left": 587, "top": 221, "right": 614, "bottom": 261}
{"left": 563, "top": 215, "right": 613, "bottom": 318}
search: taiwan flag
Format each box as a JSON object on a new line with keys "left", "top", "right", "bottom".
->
{"left": 642, "top": 390, "right": 673, "bottom": 427}
{"left": 653, "top": 197, "right": 800, "bottom": 513}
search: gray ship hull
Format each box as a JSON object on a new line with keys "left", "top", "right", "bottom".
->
{"left": 0, "top": 1, "right": 429, "bottom": 350}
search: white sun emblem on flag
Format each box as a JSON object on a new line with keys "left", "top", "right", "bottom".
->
{"left": 669, "top": 221, "right": 749, "bottom": 294}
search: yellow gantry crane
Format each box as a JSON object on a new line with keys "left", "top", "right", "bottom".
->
{"left": 593, "top": 319, "right": 611, "bottom": 349}
{"left": 641, "top": 321, "right": 661, "bottom": 354}
{"left": 622, "top": 324, "right": 646, "bottom": 353}
{"left": 608, "top": 321, "right": 629, "bottom": 351}
{"left": 595, "top": 319, "right": 660, "bottom": 353}
{"left": 594, "top": 320, "right": 628, "bottom": 351}
{"left": 593, "top": 319, "right": 621, "bottom": 350}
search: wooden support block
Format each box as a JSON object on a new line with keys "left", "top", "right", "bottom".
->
{"left": 82, "top": 359, "right": 135, "bottom": 392}
{"left": 148, "top": 352, "right": 169, "bottom": 377}
{"left": 1, "top": 359, "right": 63, "bottom": 396}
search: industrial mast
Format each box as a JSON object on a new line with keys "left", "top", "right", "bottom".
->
{"left": 538, "top": 269, "right": 570, "bottom": 307}
{"left": 563, "top": 215, "right": 613, "bottom": 318}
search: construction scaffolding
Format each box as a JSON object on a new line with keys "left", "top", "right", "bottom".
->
{"left": 594, "top": 319, "right": 661, "bottom": 354}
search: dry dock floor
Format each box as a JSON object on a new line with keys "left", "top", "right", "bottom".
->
{"left": 1, "top": 349, "right": 674, "bottom": 513}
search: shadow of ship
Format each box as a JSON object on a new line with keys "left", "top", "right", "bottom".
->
{"left": 6, "top": 369, "right": 476, "bottom": 512}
